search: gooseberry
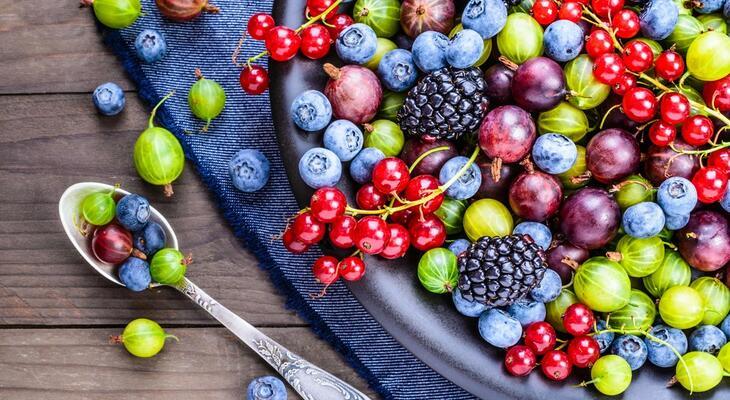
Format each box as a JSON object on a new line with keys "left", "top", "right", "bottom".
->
{"left": 588, "top": 355, "right": 632, "bottom": 395}
{"left": 81, "top": 189, "right": 116, "bottom": 226}
{"left": 112, "top": 318, "right": 177, "bottom": 358}
{"left": 675, "top": 352, "right": 724, "bottom": 393}
{"left": 155, "top": 0, "right": 219, "bottom": 22}
{"left": 574, "top": 257, "right": 631, "bottom": 312}
{"left": 188, "top": 69, "right": 226, "bottom": 131}
{"left": 92, "top": 223, "right": 136, "bottom": 264}
{"left": 82, "top": 0, "right": 142, "bottom": 29}
{"left": 417, "top": 247, "right": 458, "bottom": 294}
{"left": 150, "top": 248, "right": 190, "bottom": 285}
{"left": 659, "top": 286, "right": 704, "bottom": 329}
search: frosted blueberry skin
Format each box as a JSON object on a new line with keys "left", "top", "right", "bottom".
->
{"left": 448, "top": 238, "right": 471, "bottom": 257}
{"left": 689, "top": 325, "right": 727, "bottom": 355}
{"left": 543, "top": 20, "right": 584, "bottom": 62}
{"left": 695, "top": 0, "right": 725, "bottom": 13}
{"left": 446, "top": 29, "right": 484, "bottom": 69}
{"left": 506, "top": 299, "right": 546, "bottom": 328}
{"left": 622, "top": 201, "right": 666, "bottom": 238}
{"left": 531, "top": 133, "right": 578, "bottom": 175}
{"left": 720, "top": 184, "right": 730, "bottom": 212}
{"left": 462, "top": 0, "right": 508, "bottom": 39}
{"left": 513, "top": 221, "right": 552, "bottom": 251}
{"left": 593, "top": 320, "right": 615, "bottom": 354}
{"left": 640, "top": 0, "right": 679, "bottom": 40}
{"left": 645, "top": 325, "right": 687, "bottom": 367}
{"left": 336, "top": 23, "right": 378, "bottom": 64}
{"left": 298, "top": 147, "right": 342, "bottom": 189}
{"left": 290, "top": 90, "right": 332, "bottom": 132}
{"left": 118, "top": 257, "right": 151, "bottom": 292}
{"left": 133, "top": 222, "right": 166, "bottom": 257}
{"left": 663, "top": 211, "right": 690, "bottom": 231}
{"left": 611, "top": 334, "right": 648, "bottom": 370}
{"left": 228, "top": 149, "right": 270, "bottom": 192}
{"left": 478, "top": 308, "right": 522, "bottom": 348}
{"left": 246, "top": 376, "right": 286, "bottom": 400}
{"left": 323, "top": 120, "right": 363, "bottom": 162}
{"left": 349, "top": 147, "right": 385, "bottom": 184}
{"left": 439, "top": 156, "right": 482, "bottom": 200}
{"left": 411, "top": 31, "right": 449, "bottom": 73}
{"left": 657, "top": 177, "right": 697, "bottom": 216}
{"left": 134, "top": 29, "right": 167, "bottom": 63}
{"left": 92, "top": 82, "right": 126, "bottom": 116}
{"left": 116, "top": 194, "right": 150, "bottom": 232}
{"left": 721, "top": 315, "right": 730, "bottom": 339}
{"left": 530, "top": 268, "right": 562, "bottom": 303}
{"left": 452, "top": 288, "right": 489, "bottom": 318}
{"left": 377, "top": 49, "right": 419, "bottom": 93}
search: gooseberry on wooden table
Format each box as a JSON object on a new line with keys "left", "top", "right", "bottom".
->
{"left": 112, "top": 318, "right": 177, "bottom": 358}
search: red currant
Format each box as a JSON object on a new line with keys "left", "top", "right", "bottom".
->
{"left": 524, "top": 321, "right": 557, "bottom": 355}
{"left": 612, "top": 9, "right": 639, "bottom": 38}
{"left": 329, "top": 215, "right": 357, "bottom": 249}
{"left": 300, "top": 24, "right": 331, "bottom": 60}
{"left": 708, "top": 148, "right": 730, "bottom": 174}
{"left": 356, "top": 183, "right": 386, "bottom": 210}
{"left": 283, "top": 227, "right": 309, "bottom": 254}
{"left": 541, "top": 350, "right": 573, "bottom": 381}
{"left": 338, "top": 257, "right": 366, "bottom": 281}
{"left": 354, "top": 216, "right": 391, "bottom": 254}
{"left": 380, "top": 223, "right": 411, "bottom": 259}
{"left": 562, "top": 303, "right": 595, "bottom": 336}
{"left": 622, "top": 40, "right": 654, "bottom": 73}
{"left": 407, "top": 214, "right": 446, "bottom": 251}
{"left": 306, "top": 0, "right": 335, "bottom": 17}
{"left": 681, "top": 115, "right": 714, "bottom": 146}
{"left": 310, "top": 187, "right": 346, "bottom": 223}
{"left": 703, "top": 75, "right": 730, "bottom": 112}
{"left": 389, "top": 201, "right": 414, "bottom": 226}
{"left": 558, "top": 1, "right": 582, "bottom": 23}
{"left": 532, "top": 0, "right": 559, "bottom": 26}
{"left": 612, "top": 74, "right": 636, "bottom": 96}
{"left": 593, "top": 53, "right": 625, "bottom": 85}
{"left": 648, "top": 120, "right": 676, "bottom": 147}
{"left": 622, "top": 87, "right": 657, "bottom": 123}
{"left": 567, "top": 335, "right": 601, "bottom": 368}
{"left": 239, "top": 65, "right": 269, "bottom": 95}
{"left": 372, "top": 158, "right": 410, "bottom": 194}
{"left": 325, "top": 13, "right": 354, "bottom": 39}
{"left": 692, "top": 167, "right": 728, "bottom": 203}
{"left": 585, "top": 30, "right": 614, "bottom": 59}
{"left": 504, "top": 345, "right": 537, "bottom": 377}
{"left": 659, "top": 92, "right": 690, "bottom": 125}
{"left": 292, "top": 211, "right": 325, "bottom": 245}
{"left": 591, "top": 0, "right": 624, "bottom": 18}
{"left": 655, "top": 50, "right": 685, "bottom": 82}
{"left": 247, "top": 13, "right": 275, "bottom": 40}
{"left": 265, "top": 26, "right": 301, "bottom": 62}
{"left": 404, "top": 175, "right": 444, "bottom": 215}
{"left": 312, "top": 255, "right": 339, "bottom": 285}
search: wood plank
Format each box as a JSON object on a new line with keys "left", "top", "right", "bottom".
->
{"left": 0, "top": 0, "right": 131, "bottom": 94}
{"left": 0, "top": 327, "right": 377, "bottom": 399}
{"left": 0, "top": 93, "right": 301, "bottom": 326}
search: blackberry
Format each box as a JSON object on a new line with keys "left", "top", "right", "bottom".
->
{"left": 397, "top": 67, "right": 488, "bottom": 142}
{"left": 458, "top": 235, "right": 547, "bottom": 307}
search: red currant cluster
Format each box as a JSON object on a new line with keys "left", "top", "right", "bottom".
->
{"left": 505, "top": 303, "right": 600, "bottom": 381}
{"left": 238, "top": 0, "right": 353, "bottom": 95}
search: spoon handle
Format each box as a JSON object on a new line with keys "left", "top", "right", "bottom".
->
{"left": 173, "top": 278, "right": 371, "bottom": 400}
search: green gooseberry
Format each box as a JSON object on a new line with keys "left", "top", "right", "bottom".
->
{"left": 134, "top": 93, "right": 185, "bottom": 197}
{"left": 417, "top": 248, "right": 458, "bottom": 294}
{"left": 675, "top": 352, "right": 724, "bottom": 393}
{"left": 537, "top": 102, "right": 590, "bottom": 142}
{"left": 642, "top": 250, "right": 691, "bottom": 298}
{"left": 463, "top": 199, "right": 514, "bottom": 241}
{"left": 150, "top": 248, "right": 189, "bottom": 285}
{"left": 449, "top": 24, "right": 492, "bottom": 67}
{"left": 434, "top": 198, "right": 467, "bottom": 235}
{"left": 611, "top": 235, "right": 664, "bottom": 277}
{"left": 376, "top": 90, "right": 406, "bottom": 121}
{"left": 613, "top": 175, "right": 655, "bottom": 210}
{"left": 87, "top": 0, "right": 142, "bottom": 29}
{"left": 589, "top": 355, "right": 632, "bottom": 396}
{"left": 565, "top": 55, "right": 611, "bottom": 110}
{"left": 607, "top": 289, "right": 656, "bottom": 331}
{"left": 574, "top": 257, "right": 631, "bottom": 312}
{"left": 81, "top": 189, "right": 116, "bottom": 226}
{"left": 690, "top": 277, "right": 730, "bottom": 326}
{"left": 114, "top": 318, "right": 177, "bottom": 358}
{"left": 363, "top": 119, "right": 404, "bottom": 157}
{"left": 659, "top": 286, "right": 704, "bottom": 329}
{"left": 697, "top": 13, "right": 727, "bottom": 34}
{"left": 664, "top": 15, "right": 704, "bottom": 54}
{"left": 679, "top": 85, "right": 709, "bottom": 116}
{"left": 188, "top": 69, "right": 226, "bottom": 131}
{"left": 509, "top": 0, "right": 535, "bottom": 14}
{"left": 353, "top": 0, "right": 401, "bottom": 38}
{"left": 687, "top": 31, "right": 730, "bottom": 81}
{"left": 546, "top": 289, "right": 578, "bottom": 333}
{"left": 496, "top": 13, "right": 543, "bottom": 65}
{"left": 558, "top": 145, "right": 588, "bottom": 190}
{"left": 719, "top": 343, "right": 730, "bottom": 373}
{"left": 672, "top": 0, "right": 692, "bottom": 14}
{"left": 364, "top": 38, "right": 398, "bottom": 70}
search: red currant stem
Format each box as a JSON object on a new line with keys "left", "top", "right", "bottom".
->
{"left": 669, "top": 140, "right": 730, "bottom": 156}
{"left": 554, "top": 341, "right": 568, "bottom": 351}
{"left": 599, "top": 104, "right": 621, "bottom": 129}
{"left": 712, "top": 126, "right": 729, "bottom": 146}
{"left": 149, "top": 91, "right": 175, "bottom": 129}
{"left": 408, "top": 146, "right": 451, "bottom": 173}
{"left": 573, "top": 378, "right": 600, "bottom": 388}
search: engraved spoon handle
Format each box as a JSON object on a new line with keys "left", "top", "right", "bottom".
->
{"left": 173, "top": 278, "right": 371, "bottom": 400}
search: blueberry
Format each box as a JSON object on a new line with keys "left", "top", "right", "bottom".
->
{"left": 438, "top": 156, "right": 482, "bottom": 200}
{"left": 478, "top": 308, "right": 522, "bottom": 348}
{"left": 657, "top": 177, "right": 697, "bottom": 216}
{"left": 134, "top": 29, "right": 167, "bottom": 63}
{"left": 720, "top": 184, "right": 730, "bottom": 213}
{"left": 446, "top": 29, "right": 484, "bottom": 69}
{"left": 229, "top": 149, "right": 270, "bottom": 192}
{"left": 133, "top": 222, "right": 166, "bottom": 257}
{"left": 349, "top": 147, "right": 385, "bottom": 184}
{"left": 507, "top": 299, "right": 546, "bottom": 328}
{"left": 721, "top": 315, "right": 730, "bottom": 339}
{"left": 543, "top": 20, "right": 584, "bottom": 62}
{"left": 323, "top": 120, "right": 363, "bottom": 162}
{"left": 448, "top": 238, "right": 471, "bottom": 257}
{"left": 695, "top": 0, "right": 724, "bottom": 13}
{"left": 452, "top": 288, "right": 489, "bottom": 318}
{"left": 663, "top": 211, "right": 690, "bottom": 231}
{"left": 298, "top": 147, "right": 342, "bottom": 189}
{"left": 594, "top": 320, "right": 615, "bottom": 354}
{"left": 640, "top": 0, "right": 679, "bottom": 40}
{"left": 513, "top": 221, "right": 552, "bottom": 250}
{"left": 531, "top": 133, "right": 578, "bottom": 174}
{"left": 290, "top": 90, "right": 332, "bottom": 132}
{"left": 116, "top": 194, "right": 150, "bottom": 232}
{"left": 530, "top": 268, "right": 562, "bottom": 303}
{"left": 246, "top": 376, "right": 286, "bottom": 400}
{"left": 462, "top": 0, "right": 508, "bottom": 39}
{"left": 118, "top": 257, "right": 151, "bottom": 292}
{"left": 92, "top": 82, "right": 125, "bottom": 116}
{"left": 622, "top": 202, "right": 666, "bottom": 238}
{"left": 645, "top": 325, "right": 688, "bottom": 367}
{"left": 725, "top": 0, "right": 730, "bottom": 18}
{"left": 411, "top": 31, "right": 449, "bottom": 72}
{"left": 689, "top": 325, "right": 727, "bottom": 354}
{"left": 377, "top": 49, "right": 419, "bottom": 93}
{"left": 611, "top": 334, "right": 648, "bottom": 370}
{"left": 336, "top": 23, "right": 378, "bottom": 64}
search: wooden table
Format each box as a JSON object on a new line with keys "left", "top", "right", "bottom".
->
{"left": 0, "top": 1, "right": 375, "bottom": 398}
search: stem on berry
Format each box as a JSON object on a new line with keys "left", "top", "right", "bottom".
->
{"left": 408, "top": 146, "right": 451, "bottom": 173}
{"left": 148, "top": 91, "right": 175, "bottom": 129}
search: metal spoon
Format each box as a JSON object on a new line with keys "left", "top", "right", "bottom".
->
{"left": 59, "top": 182, "right": 371, "bottom": 400}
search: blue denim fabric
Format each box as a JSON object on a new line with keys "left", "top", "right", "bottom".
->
{"left": 100, "top": 1, "right": 474, "bottom": 398}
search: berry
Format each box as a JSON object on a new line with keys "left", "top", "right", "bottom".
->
{"left": 585, "top": 29, "right": 613, "bottom": 58}
{"left": 461, "top": 0, "right": 508, "bottom": 39}
{"left": 380, "top": 223, "right": 410, "bottom": 259}
{"left": 567, "top": 336, "right": 601, "bottom": 368}
{"left": 507, "top": 299, "right": 547, "bottom": 328}
{"left": 657, "top": 177, "right": 698, "bottom": 216}
{"left": 228, "top": 149, "right": 270, "bottom": 192}
{"left": 265, "top": 26, "right": 301, "bottom": 62}
{"left": 350, "top": 147, "right": 386, "bottom": 184}
{"left": 247, "top": 13, "right": 275, "bottom": 40}
{"left": 354, "top": 216, "right": 390, "bottom": 254}
{"left": 478, "top": 309, "right": 523, "bottom": 349}
{"left": 639, "top": 0, "right": 679, "bottom": 40}
{"left": 323, "top": 120, "right": 363, "bottom": 162}
{"left": 283, "top": 227, "right": 309, "bottom": 254}
{"left": 645, "top": 325, "right": 687, "bottom": 367}
{"left": 692, "top": 167, "right": 728, "bottom": 203}
{"left": 591, "top": 0, "right": 624, "bottom": 18}
{"left": 134, "top": 29, "right": 167, "bottom": 63}
{"left": 325, "top": 13, "right": 354, "bottom": 39}
{"left": 246, "top": 376, "right": 286, "bottom": 400}
{"left": 708, "top": 148, "right": 730, "bottom": 174}
{"left": 543, "top": 20, "right": 584, "bottom": 62}
{"left": 504, "top": 345, "right": 537, "bottom": 376}
{"left": 438, "top": 156, "right": 482, "bottom": 200}
{"left": 562, "top": 303, "right": 595, "bottom": 336}
{"left": 622, "top": 40, "right": 654, "bottom": 73}
{"left": 593, "top": 320, "right": 615, "bottom": 353}
{"left": 703, "top": 76, "right": 730, "bottom": 112}
{"left": 118, "top": 257, "right": 151, "bottom": 292}
{"left": 408, "top": 214, "right": 446, "bottom": 251}
{"left": 655, "top": 50, "right": 685, "bottom": 81}
{"left": 452, "top": 288, "right": 489, "bottom": 317}
{"left": 613, "top": 9, "right": 640, "bottom": 38}
{"left": 116, "top": 194, "right": 150, "bottom": 232}
{"left": 240, "top": 65, "right": 270, "bottom": 95}
{"left": 558, "top": 1, "right": 582, "bottom": 23}
{"left": 622, "top": 201, "right": 666, "bottom": 238}
{"left": 92, "top": 82, "right": 126, "bottom": 116}
{"left": 681, "top": 115, "right": 714, "bottom": 146}
{"left": 338, "top": 257, "right": 366, "bottom": 281}
{"left": 622, "top": 87, "right": 657, "bottom": 123}
{"left": 307, "top": 0, "right": 335, "bottom": 16}
{"left": 300, "top": 24, "right": 331, "bottom": 60}
{"left": 448, "top": 239, "right": 471, "bottom": 257}
{"left": 411, "top": 31, "right": 449, "bottom": 73}
{"left": 648, "top": 120, "right": 676, "bottom": 147}
{"left": 524, "top": 321, "right": 557, "bottom": 355}
{"left": 329, "top": 215, "right": 357, "bottom": 249}
{"left": 378, "top": 49, "right": 419, "bottom": 92}
{"left": 446, "top": 29, "right": 484, "bottom": 69}
{"left": 309, "top": 187, "right": 346, "bottom": 223}
{"left": 312, "top": 255, "right": 339, "bottom": 285}
{"left": 532, "top": 0, "right": 558, "bottom": 26}
{"left": 298, "top": 147, "right": 342, "bottom": 189}
{"left": 688, "top": 325, "right": 727, "bottom": 354}
{"left": 611, "top": 334, "right": 648, "bottom": 370}
{"left": 404, "top": 175, "right": 444, "bottom": 214}
{"left": 612, "top": 74, "right": 636, "bottom": 96}
{"left": 659, "top": 92, "right": 690, "bottom": 125}
{"left": 513, "top": 221, "right": 552, "bottom": 251}
{"left": 290, "top": 90, "right": 332, "bottom": 132}
{"left": 531, "top": 133, "right": 578, "bottom": 174}
{"left": 335, "top": 23, "right": 378, "bottom": 65}
{"left": 355, "top": 183, "right": 386, "bottom": 210}
{"left": 292, "top": 211, "right": 325, "bottom": 245}
{"left": 530, "top": 268, "right": 562, "bottom": 302}
{"left": 541, "top": 350, "right": 572, "bottom": 381}
{"left": 593, "top": 53, "right": 625, "bottom": 85}
{"left": 371, "top": 157, "right": 410, "bottom": 194}
{"left": 133, "top": 222, "right": 166, "bottom": 257}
